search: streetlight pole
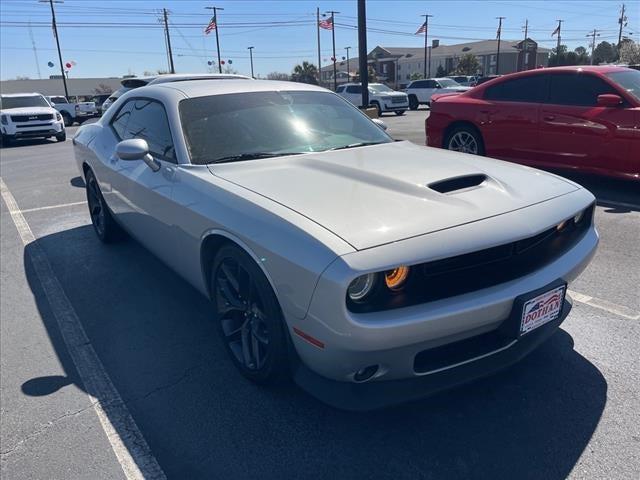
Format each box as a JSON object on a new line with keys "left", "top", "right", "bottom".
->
{"left": 496, "top": 16, "right": 505, "bottom": 75}
{"left": 357, "top": 0, "right": 368, "bottom": 108}
{"left": 205, "top": 6, "right": 224, "bottom": 73}
{"left": 345, "top": 46, "right": 351, "bottom": 80}
{"left": 40, "top": 0, "right": 68, "bottom": 97}
{"left": 163, "top": 8, "right": 175, "bottom": 74}
{"left": 326, "top": 10, "right": 340, "bottom": 91}
{"left": 247, "top": 46, "right": 254, "bottom": 78}
{"left": 421, "top": 14, "right": 433, "bottom": 78}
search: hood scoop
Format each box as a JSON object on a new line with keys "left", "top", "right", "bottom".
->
{"left": 428, "top": 174, "right": 487, "bottom": 194}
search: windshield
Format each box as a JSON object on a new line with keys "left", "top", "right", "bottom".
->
{"left": 1, "top": 95, "right": 50, "bottom": 109}
{"left": 368, "top": 84, "right": 393, "bottom": 93}
{"left": 180, "top": 90, "right": 392, "bottom": 165}
{"left": 50, "top": 97, "right": 68, "bottom": 104}
{"left": 438, "top": 79, "right": 460, "bottom": 87}
{"left": 605, "top": 70, "right": 640, "bottom": 101}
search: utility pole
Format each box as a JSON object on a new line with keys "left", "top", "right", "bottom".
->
{"left": 345, "top": 46, "right": 351, "bottom": 80}
{"left": 205, "top": 6, "right": 224, "bottom": 73}
{"left": 28, "top": 22, "right": 42, "bottom": 79}
{"left": 316, "top": 7, "right": 321, "bottom": 83}
{"left": 247, "top": 46, "right": 254, "bottom": 78}
{"left": 522, "top": 19, "right": 528, "bottom": 71}
{"left": 496, "top": 16, "right": 505, "bottom": 75}
{"left": 326, "top": 10, "right": 339, "bottom": 91}
{"left": 587, "top": 29, "right": 601, "bottom": 64}
{"left": 40, "top": 0, "right": 68, "bottom": 97}
{"left": 618, "top": 4, "right": 626, "bottom": 49}
{"left": 357, "top": 0, "right": 369, "bottom": 108}
{"left": 421, "top": 14, "right": 433, "bottom": 78}
{"left": 555, "top": 19, "right": 563, "bottom": 53}
{"left": 163, "top": 8, "right": 175, "bottom": 74}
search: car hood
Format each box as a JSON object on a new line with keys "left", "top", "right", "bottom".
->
{"left": 0, "top": 106, "right": 55, "bottom": 116}
{"left": 209, "top": 141, "right": 578, "bottom": 250}
{"left": 443, "top": 86, "right": 472, "bottom": 92}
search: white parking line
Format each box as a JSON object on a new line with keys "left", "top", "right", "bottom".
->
{"left": 0, "top": 178, "right": 166, "bottom": 480}
{"left": 15, "top": 201, "right": 86, "bottom": 214}
{"left": 568, "top": 289, "right": 640, "bottom": 320}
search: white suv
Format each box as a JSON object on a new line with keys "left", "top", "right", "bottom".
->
{"left": 336, "top": 83, "right": 409, "bottom": 116}
{"left": 1, "top": 93, "right": 66, "bottom": 145}
{"left": 405, "top": 78, "right": 472, "bottom": 110}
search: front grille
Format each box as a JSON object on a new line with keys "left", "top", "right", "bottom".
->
{"left": 16, "top": 123, "right": 53, "bottom": 128}
{"left": 391, "top": 96, "right": 407, "bottom": 104}
{"left": 347, "top": 203, "right": 594, "bottom": 313}
{"left": 11, "top": 114, "right": 54, "bottom": 122}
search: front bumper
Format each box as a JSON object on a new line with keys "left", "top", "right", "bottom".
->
{"left": 383, "top": 103, "right": 409, "bottom": 111}
{"left": 2, "top": 121, "right": 64, "bottom": 137}
{"left": 294, "top": 296, "right": 572, "bottom": 411}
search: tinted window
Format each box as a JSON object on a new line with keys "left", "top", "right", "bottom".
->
{"left": 409, "top": 80, "right": 426, "bottom": 89}
{"left": 605, "top": 69, "right": 640, "bottom": 101}
{"left": 426, "top": 80, "right": 439, "bottom": 88}
{"left": 547, "top": 73, "right": 616, "bottom": 106}
{"left": 484, "top": 75, "right": 547, "bottom": 103}
{"left": 336, "top": 86, "right": 345, "bottom": 93}
{"left": 346, "top": 85, "right": 362, "bottom": 94}
{"left": 110, "top": 100, "right": 135, "bottom": 139}
{"left": 123, "top": 100, "right": 176, "bottom": 162}
{"left": 0, "top": 95, "right": 49, "bottom": 109}
{"left": 50, "top": 97, "right": 68, "bottom": 104}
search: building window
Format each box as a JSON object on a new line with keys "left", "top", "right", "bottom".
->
{"left": 382, "top": 63, "right": 388, "bottom": 74}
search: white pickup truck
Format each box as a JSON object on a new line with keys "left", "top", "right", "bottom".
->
{"left": 1, "top": 93, "right": 66, "bottom": 145}
{"left": 46, "top": 96, "right": 97, "bottom": 126}
{"left": 405, "top": 78, "right": 472, "bottom": 110}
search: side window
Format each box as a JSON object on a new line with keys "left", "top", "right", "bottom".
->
{"left": 546, "top": 73, "right": 616, "bottom": 106}
{"left": 484, "top": 75, "right": 547, "bottom": 103}
{"left": 346, "top": 85, "right": 362, "bottom": 94}
{"left": 110, "top": 100, "right": 135, "bottom": 139}
{"left": 425, "top": 80, "right": 438, "bottom": 88}
{"left": 124, "top": 99, "right": 176, "bottom": 162}
{"left": 412, "top": 80, "right": 426, "bottom": 88}
{"left": 336, "top": 86, "right": 345, "bottom": 93}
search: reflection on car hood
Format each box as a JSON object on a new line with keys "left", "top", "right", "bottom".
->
{"left": 209, "top": 141, "right": 578, "bottom": 250}
{"left": 0, "top": 106, "right": 55, "bottom": 115}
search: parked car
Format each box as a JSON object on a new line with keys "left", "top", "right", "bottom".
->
{"left": 46, "top": 95, "right": 97, "bottom": 126}
{"left": 406, "top": 78, "right": 472, "bottom": 110}
{"left": 100, "top": 73, "right": 252, "bottom": 114}
{"left": 90, "top": 94, "right": 112, "bottom": 114}
{"left": 336, "top": 83, "right": 409, "bottom": 116}
{"left": 73, "top": 79, "right": 597, "bottom": 410}
{"left": 426, "top": 66, "right": 640, "bottom": 181}
{"left": 1, "top": 93, "right": 66, "bottom": 145}
{"left": 447, "top": 75, "right": 478, "bottom": 86}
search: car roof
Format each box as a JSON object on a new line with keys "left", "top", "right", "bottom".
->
{"left": 0, "top": 92, "right": 45, "bottom": 97}
{"left": 147, "top": 73, "right": 251, "bottom": 84}
{"left": 148, "top": 79, "right": 328, "bottom": 98}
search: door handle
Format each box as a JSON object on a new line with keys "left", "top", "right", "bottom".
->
{"left": 543, "top": 115, "right": 556, "bottom": 121}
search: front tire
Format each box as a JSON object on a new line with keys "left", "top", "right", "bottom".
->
{"left": 371, "top": 101, "right": 382, "bottom": 117}
{"left": 445, "top": 125, "right": 485, "bottom": 155}
{"left": 61, "top": 112, "right": 73, "bottom": 127}
{"left": 56, "top": 131, "right": 66, "bottom": 142}
{"left": 408, "top": 95, "right": 419, "bottom": 110}
{"left": 211, "top": 244, "right": 290, "bottom": 385}
{"left": 85, "top": 169, "right": 124, "bottom": 243}
{"left": 395, "top": 110, "right": 405, "bottom": 116}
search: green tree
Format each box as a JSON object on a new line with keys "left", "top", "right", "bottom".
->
{"left": 291, "top": 61, "right": 319, "bottom": 85}
{"left": 435, "top": 65, "right": 446, "bottom": 77}
{"left": 454, "top": 53, "right": 480, "bottom": 75}
{"left": 267, "top": 72, "right": 290, "bottom": 81}
{"left": 354, "top": 66, "right": 377, "bottom": 82}
{"left": 409, "top": 72, "right": 423, "bottom": 81}
{"left": 549, "top": 44, "right": 590, "bottom": 66}
{"left": 93, "top": 83, "right": 113, "bottom": 94}
{"left": 593, "top": 41, "right": 617, "bottom": 64}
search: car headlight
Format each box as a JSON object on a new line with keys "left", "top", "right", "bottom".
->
{"left": 347, "top": 273, "right": 378, "bottom": 302}
{"left": 56, "top": 112, "right": 62, "bottom": 121}
{"left": 0, "top": 114, "right": 7, "bottom": 125}
{"left": 573, "top": 210, "right": 584, "bottom": 224}
{"left": 384, "top": 266, "right": 410, "bottom": 291}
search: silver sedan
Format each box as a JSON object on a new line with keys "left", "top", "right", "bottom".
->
{"left": 73, "top": 79, "right": 598, "bottom": 410}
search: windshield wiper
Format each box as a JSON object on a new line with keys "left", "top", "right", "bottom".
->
{"left": 328, "top": 141, "right": 385, "bottom": 151}
{"left": 208, "top": 152, "right": 303, "bottom": 164}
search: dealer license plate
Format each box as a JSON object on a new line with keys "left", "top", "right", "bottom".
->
{"left": 520, "top": 285, "right": 565, "bottom": 335}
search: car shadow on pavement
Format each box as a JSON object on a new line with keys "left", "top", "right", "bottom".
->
{"left": 23, "top": 225, "right": 607, "bottom": 480}
{"left": 70, "top": 176, "right": 85, "bottom": 188}
{"left": 1, "top": 138, "right": 60, "bottom": 149}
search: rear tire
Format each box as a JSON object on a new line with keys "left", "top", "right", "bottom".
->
{"left": 56, "top": 131, "right": 66, "bottom": 142}
{"left": 61, "top": 112, "right": 73, "bottom": 127}
{"left": 445, "top": 125, "right": 485, "bottom": 156}
{"left": 85, "top": 169, "right": 124, "bottom": 243}
{"left": 408, "top": 95, "right": 419, "bottom": 110}
{"left": 395, "top": 110, "right": 405, "bottom": 116}
{"left": 211, "top": 244, "right": 290, "bottom": 385}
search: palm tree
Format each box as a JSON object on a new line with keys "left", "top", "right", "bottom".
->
{"left": 291, "top": 61, "right": 319, "bottom": 85}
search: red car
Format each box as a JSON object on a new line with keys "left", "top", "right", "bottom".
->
{"left": 426, "top": 66, "right": 640, "bottom": 181}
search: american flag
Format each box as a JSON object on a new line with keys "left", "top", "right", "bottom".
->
{"left": 551, "top": 25, "right": 560, "bottom": 36}
{"left": 415, "top": 21, "right": 427, "bottom": 35}
{"left": 204, "top": 14, "right": 217, "bottom": 35}
{"left": 318, "top": 16, "right": 333, "bottom": 30}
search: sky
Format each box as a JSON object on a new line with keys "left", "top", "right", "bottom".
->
{"left": 0, "top": 0, "right": 638, "bottom": 80}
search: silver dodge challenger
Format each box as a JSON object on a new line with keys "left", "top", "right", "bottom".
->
{"left": 73, "top": 79, "right": 598, "bottom": 410}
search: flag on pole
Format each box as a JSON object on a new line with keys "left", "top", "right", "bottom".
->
{"left": 415, "top": 21, "right": 427, "bottom": 35}
{"left": 204, "top": 14, "right": 217, "bottom": 34}
{"left": 551, "top": 25, "right": 560, "bottom": 36}
{"left": 318, "top": 16, "right": 333, "bottom": 30}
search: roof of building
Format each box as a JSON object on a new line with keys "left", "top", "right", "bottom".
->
{"left": 320, "top": 57, "right": 360, "bottom": 72}
{"left": 0, "top": 77, "right": 124, "bottom": 96}
{"left": 374, "top": 40, "right": 551, "bottom": 61}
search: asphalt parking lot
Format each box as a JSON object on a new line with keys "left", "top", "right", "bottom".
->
{"left": 1, "top": 111, "right": 639, "bottom": 479}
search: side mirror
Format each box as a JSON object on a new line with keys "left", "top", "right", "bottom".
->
{"left": 372, "top": 118, "right": 388, "bottom": 131}
{"left": 116, "top": 139, "right": 160, "bottom": 172}
{"left": 597, "top": 94, "right": 623, "bottom": 107}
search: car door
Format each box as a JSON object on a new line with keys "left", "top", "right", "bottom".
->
{"left": 107, "top": 98, "right": 181, "bottom": 262}
{"left": 344, "top": 85, "right": 363, "bottom": 107}
{"left": 479, "top": 74, "right": 547, "bottom": 162}
{"left": 538, "top": 72, "right": 633, "bottom": 175}
{"left": 422, "top": 80, "right": 439, "bottom": 102}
